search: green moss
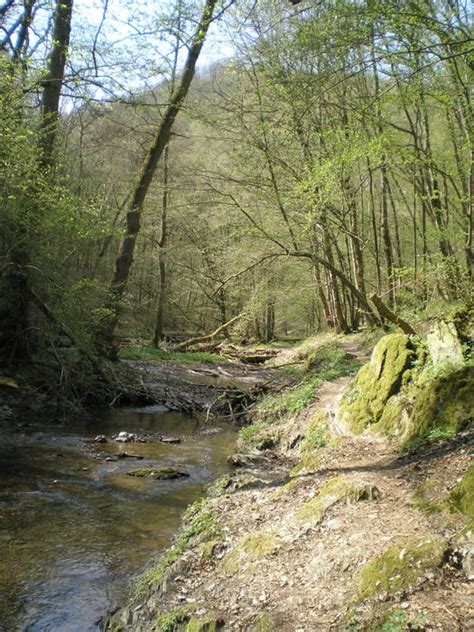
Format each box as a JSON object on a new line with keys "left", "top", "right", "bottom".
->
{"left": 155, "top": 608, "right": 188, "bottom": 632}
{"left": 448, "top": 303, "right": 474, "bottom": 348}
{"left": 293, "top": 476, "right": 378, "bottom": 525}
{"left": 133, "top": 501, "right": 221, "bottom": 598}
{"left": 403, "top": 363, "right": 474, "bottom": 447}
{"left": 446, "top": 463, "right": 474, "bottom": 518}
{"left": 185, "top": 615, "right": 221, "bottom": 632}
{"left": 222, "top": 531, "right": 280, "bottom": 575}
{"left": 357, "top": 538, "right": 445, "bottom": 601}
{"left": 339, "top": 334, "right": 417, "bottom": 434}
{"left": 372, "top": 397, "right": 408, "bottom": 438}
{"left": 290, "top": 453, "right": 321, "bottom": 475}
{"left": 248, "top": 613, "right": 274, "bottom": 631}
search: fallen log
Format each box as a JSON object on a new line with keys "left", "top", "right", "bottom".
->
{"left": 175, "top": 313, "right": 246, "bottom": 350}
{"left": 217, "top": 344, "right": 279, "bottom": 364}
{"left": 370, "top": 294, "right": 417, "bottom": 336}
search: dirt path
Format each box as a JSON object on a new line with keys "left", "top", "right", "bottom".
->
{"left": 106, "top": 340, "right": 473, "bottom": 631}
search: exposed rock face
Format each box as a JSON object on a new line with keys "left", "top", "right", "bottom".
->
{"left": 427, "top": 320, "right": 464, "bottom": 365}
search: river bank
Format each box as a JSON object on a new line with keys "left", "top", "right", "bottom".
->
{"left": 104, "top": 330, "right": 473, "bottom": 631}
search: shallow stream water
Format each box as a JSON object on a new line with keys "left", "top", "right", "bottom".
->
{"left": 0, "top": 406, "right": 236, "bottom": 631}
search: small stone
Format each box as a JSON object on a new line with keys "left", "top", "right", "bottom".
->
{"left": 94, "top": 435, "right": 107, "bottom": 443}
{"left": 160, "top": 436, "right": 181, "bottom": 444}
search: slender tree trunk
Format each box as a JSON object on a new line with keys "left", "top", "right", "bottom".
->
{"left": 312, "top": 264, "right": 332, "bottom": 328}
{"left": 96, "top": 0, "right": 219, "bottom": 357}
{"left": 380, "top": 162, "right": 395, "bottom": 306}
{"left": 152, "top": 144, "right": 170, "bottom": 347}
{"left": 39, "top": 0, "right": 74, "bottom": 167}
{"left": 368, "top": 161, "right": 382, "bottom": 294}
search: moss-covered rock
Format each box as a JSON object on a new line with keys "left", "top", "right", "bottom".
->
{"left": 222, "top": 531, "right": 280, "bottom": 575}
{"left": 427, "top": 320, "right": 464, "bottom": 365}
{"left": 293, "top": 476, "right": 379, "bottom": 526}
{"left": 372, "top": 395, "right": 410, "bottom": 439}
{"left": 127, "top": 466, "right": 189, "bottom": 480}
{"left": 357, "top": 538, "right": 445, "bottom": 601}
{"left": 290, "top": 453, "right": 321, "bottom": 475}
{"left": 338, "top": 334, "right": 417, "bottom": 433}
{"left": 448, "top": 304, "right": 474, "bottom": 347}
{"left": 185, "top": 615, "right": 222, "bottom": 632}
{"left": 403, "top": 363, "right": 474, "bottom": 446}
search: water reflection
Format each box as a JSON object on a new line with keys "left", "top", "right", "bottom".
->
{"left": 0, "top": 407, "right": 235, "bottom": 631}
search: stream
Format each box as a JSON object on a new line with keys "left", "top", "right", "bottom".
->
{"left": 0, "top": 405, "right": 237, "bottom": 631}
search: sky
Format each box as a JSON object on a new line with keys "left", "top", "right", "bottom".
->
{"left": 69, "top": 0, "right": 238, "bottom": 99}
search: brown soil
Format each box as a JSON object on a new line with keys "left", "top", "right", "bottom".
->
{"left": 107, "top": 339, "right": 473, "bottom": 631}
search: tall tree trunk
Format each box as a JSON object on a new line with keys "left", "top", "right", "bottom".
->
{"left": 152, "top": 144, "right": 170, "bottom": 346}
{"left": 0, "top": 1, "right": 73, "bottom": 364}
{"left": 39, "top": 0, "right": 74, "bottom": 167}
{"left": 96, "top": 0, "right": 219, "bottom": 358}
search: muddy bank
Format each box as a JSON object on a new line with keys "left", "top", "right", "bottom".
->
{"left": 124, "top": 360, "right": 291, "bottom": 421}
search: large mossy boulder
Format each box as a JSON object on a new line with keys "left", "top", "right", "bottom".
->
{"left": 338, "top": 334, "right": 418, "bottom": 434}
{"left": 404, "top": 363, "right": 474, "bottom": 446}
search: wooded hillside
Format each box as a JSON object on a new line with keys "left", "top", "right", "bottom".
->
{"left": 1, "top": 0, "right": 472, "bottom": 366}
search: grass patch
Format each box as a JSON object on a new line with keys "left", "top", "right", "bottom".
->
{"left": 305, "top": 342, "right": 361, "bottom": 379}
{"left": 256, "top": 374, "right": 323, "bottom": 422}
{"left": 133, "top": 500, "right": 221, "bottom": 598}
{"left": 446, "top": 463, "right": 474, "bottom": 518}
{"left": 300, "top": 410, "right": 331, "bottom": 453}
{"left": 119, "top": 345, "right": 224, "bottom": 364}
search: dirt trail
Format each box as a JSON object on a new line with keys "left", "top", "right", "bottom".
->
{"left": 107, "top": 339, "right": 473, "bottom": 631}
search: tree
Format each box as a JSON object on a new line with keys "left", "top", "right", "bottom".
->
{"left": 95, "top": 0, "right": 222, "bottom": 357}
